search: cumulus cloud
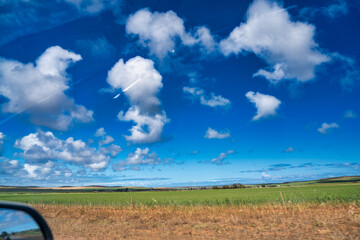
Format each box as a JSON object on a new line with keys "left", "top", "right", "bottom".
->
{"left": 0, "top": 46, "right": 94, "bottom": 130}
{"left": 0, "top": 158, "right": 21, "bottom": 176}
{"left": 343, "top": 110, "right": 357, "bottom": 119}
{"left": 183, "top": 87, "right": 231, "bottom": 108}
{"left": 317, "top": 122, "right": 339, "bottom": 134}
{"left": 205, "top": 128, "right": 231, "bottom": 139}
{"left": 15, "top": 130, "right": 121, "bottom": 171}
{"left": 94, "top": 127, "right": 115, "bottom": 146}
{"left": 107, "top": 56, "right": 169, "bottom": 144}
{"left": 99, "top": 135, "right": 114, "bottom": 146}
{"left": 245, "top": 91, "right": 281, "bottom": 120}
{"left": 21, "top": 161, "right": 74, "bottom": 179}
{"left": 126, "top": 9, "right": 216, "bottom": 58}
{"left": 219, "top": 0, "right": 329, "bottom": 83}
{"left": 300, "top": 0, "right": 348, "bottom": 19}
{"left": 95, "top": 127, "right": 106, "bottom": 137}
{"left": 112, "top": 147, "right": 161, "bottom": 171}
{"left": 209, "top": 150, "right": 234, "bottom": 165}
{"left": 102, "top": 144, "right": 122, "bottom": 158}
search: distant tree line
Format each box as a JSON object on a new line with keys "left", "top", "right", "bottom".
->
{"left": 212, "top": 183, "right": 245, "bottom": 189}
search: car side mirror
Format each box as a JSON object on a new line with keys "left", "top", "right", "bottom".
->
{"left": 0, "top": 201, "right": 53, "bottom": 240}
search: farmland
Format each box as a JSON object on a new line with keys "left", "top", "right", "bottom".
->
{"left": 0, "top": 182, "right": 359, "bottom": 206}
{"left": 0, "top": 178, "right": 359, "bottom": 239}
{"left": 35, "top": 203, "right": 360, "bottom": 240}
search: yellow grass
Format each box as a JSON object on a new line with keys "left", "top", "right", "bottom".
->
{"left": 33, "top": 203, "right": 360, "bottom": 239}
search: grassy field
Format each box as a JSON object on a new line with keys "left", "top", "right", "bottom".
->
{"left": 0, "top": 182, "right": 359, "bottom": 206}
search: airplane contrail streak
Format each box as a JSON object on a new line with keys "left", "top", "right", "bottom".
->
{"left": 122, "top": 78, "right": 142, "bottom": 92}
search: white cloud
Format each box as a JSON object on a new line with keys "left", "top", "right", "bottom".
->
{"left": 22, "top": 161, "right": 73, "bottom": 179}
{"left": 24, "top": 163, "right": 39, "bottom": 178}
{"left": 0, "top": 46, "right": 94, "bottom": 130}
{"left": 107, "top": 56, "right": 169, "bottom": 144}
{"left": 102, "top": 144, "right": 122, "bottom": 158}
{"left": 126, "top": 9, "right": 216, "bottom": 58}
{"left": 117, "top": 107, "right": 168, "bottom": 144}
{"left": 0, "top": 132, "right": 5, "bottom": 145}
{"left": 112, "top": 147, "right": 161, "bottom": 171}
{"left": 183, "top": 87, "right": 231, "bottom": 108}
{"left": 210, "top": 150, "right": 234, "bottom": 165}
{"left": 318, "top": 122, "right": 339, "bottom": 134}
{"left": 284, "top": 146, "right": 294, "bottom": 153}
{"left": 245, "top": 91, "right": 281, "bottom": 120}
{"left": 95, "top": 127, "right": 106, "bottom": 137}
{"left": 205, "top": 128, "right": 230, "bottom": 139}
{"left": 194, "top": 26, "right": 217, "bottom": 54}
{"left": 344, "top": 110, "right": 357, "bottom": 119}
{"left": 253, "top": 63, "right": 286, "bottom": 82}
{"left": 94, "top": 128, "right": 121, "bottom": 155}
{"left": 0, "top": 158, "right": 21, "bottom": 175}
{"left": 15, "top": 130, "right": 121, "bottom": 171}
{"left": 261, "top": 172, "right": 271, "bottom": 179}
{"left": 219, "top": 0, "right": 329, "bottom": 83}
{"left": 99, "top": 135, "right": 114, "bottom": 146}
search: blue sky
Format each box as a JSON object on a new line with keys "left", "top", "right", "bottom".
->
{"left": 0, "top": 0, "right": 359, "bottom": 187}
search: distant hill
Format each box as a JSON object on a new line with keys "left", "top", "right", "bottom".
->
{"left": 0, "top": 176, "right": 359, "bottom": 192}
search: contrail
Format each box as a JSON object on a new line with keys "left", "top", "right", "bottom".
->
{"left": 0, "top": 87, "right": 67, "bottom": 126}
{"left": 265, "top": 5, "right": 297, "bottom": 16}
{"left": 122, "top": 78, "right": 142, "bottom": 92}
{"left": 0, "top": 65, "right": 110, "bottom": 127}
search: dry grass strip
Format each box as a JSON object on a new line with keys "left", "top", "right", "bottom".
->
{"left": 33, "top": 203, "right": 360, "bottom": 240}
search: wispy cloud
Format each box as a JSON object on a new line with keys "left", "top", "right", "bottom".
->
{"left": 205, "top": 150, "right": 235, "bottom": 165}
{"left": 343, "top": 110, "right": 358, "bottom": 119}
{"left": 76, "top": 37, "right": 115, "bottom": 57}
{"left": 234, "top": 161, "right": 359, "bottom": 174}
{"left": 283, "top": 146, "right": 294, "bottom": 153}
{"left": 204, "top": 128, "right": 230, "bottom": 139}
{"left": 317, "top": 122, "right": 339, "bottom": 134}
{"left": 299, "top": 0, "right": 348, "bottom": 20}
{"left": 183, "top": 86, "right": 231, "bottom": 108}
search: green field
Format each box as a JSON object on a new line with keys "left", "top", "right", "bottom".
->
{"left": 0, "top": 183, "right": 359, "bottom": 206}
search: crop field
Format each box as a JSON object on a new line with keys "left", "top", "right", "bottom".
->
{"left": 1, "top": 180, "right": 359, "bottom": 239}
{"left": 34, "top": 203, "right": 360, "bottom": 239}
{"left": 0, "top": 183, "right": 359, "bottom": 206}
